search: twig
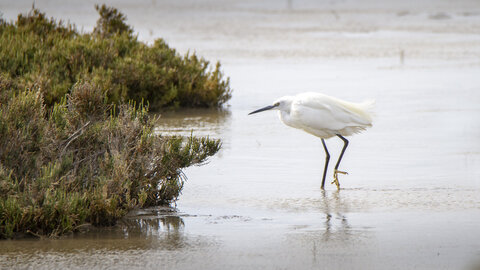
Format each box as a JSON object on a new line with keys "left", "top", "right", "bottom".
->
{"left": 26, "top": 230, "right": 42, "bottom": 238}
{"left": 60, "top": 121, "right": 91, "bottom": 156}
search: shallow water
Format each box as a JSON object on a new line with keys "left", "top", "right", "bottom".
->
{"left": 1, "top": 0, "right": 480, "bottom": 269}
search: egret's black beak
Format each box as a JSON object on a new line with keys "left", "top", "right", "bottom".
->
{"left": 248, "top": 104, "right": 278, "bottom": 115}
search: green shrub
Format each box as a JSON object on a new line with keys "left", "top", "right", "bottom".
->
{"left": 0, "top": 5, "right": 232, "bottom": 110}
{"left": 93, "top": 4, "right": 133, "bottom": 38}
{"left": 0, "top": 81, "right": 221, "bottom": 239}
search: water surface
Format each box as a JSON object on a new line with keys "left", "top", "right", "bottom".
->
{"left": 1, "top": 0, "right": 480, "bottom": 269}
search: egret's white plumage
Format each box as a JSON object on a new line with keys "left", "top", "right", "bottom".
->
{"left": 249, "top": 92, "right": 374, "bottom": 189}
{"left": 273, "top": 92, "right": 374, "bottom": 138}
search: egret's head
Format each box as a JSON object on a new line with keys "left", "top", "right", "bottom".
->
{"left": 248, "top": 96, "right": 293, "bottom": 115}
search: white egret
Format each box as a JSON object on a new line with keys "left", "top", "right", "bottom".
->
{"left": 249, "top": 92, "right": 374, "bottom": 189}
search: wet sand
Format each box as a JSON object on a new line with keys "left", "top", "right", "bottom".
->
{"left": 1, "top": 0, "right": 480, "bottom": 269}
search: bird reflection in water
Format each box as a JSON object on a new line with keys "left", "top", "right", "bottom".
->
{"left": 319, "top": 190, "right": 351, "bottom": 242}
{"left": 304, "top": 190, "right": 370, "bottom": 266}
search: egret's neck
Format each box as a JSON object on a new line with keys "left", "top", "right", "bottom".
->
{"left": 275, "top": 96, "right": 295, "bottom": 127}
{"left": 278, "top": 109, "right": 297, "bottom": 128}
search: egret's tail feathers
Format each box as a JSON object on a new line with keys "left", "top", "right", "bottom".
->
{"left": 359, "top": 99, "right": 375, "bottom": 122}
{"left": 361, "top": 99, "right": 375, "bottom": 110}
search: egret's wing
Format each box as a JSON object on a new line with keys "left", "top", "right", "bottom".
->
{"left": 291, "top": 93, "right": 372, "bottom": 133}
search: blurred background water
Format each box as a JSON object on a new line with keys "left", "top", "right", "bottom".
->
{"left": 1, "top": 0, "right": 479, "bottom": 269}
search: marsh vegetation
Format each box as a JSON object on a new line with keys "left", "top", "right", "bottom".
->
{"left": 0, "top": 5, "right": 231, "bottom": 110}
{"left": 0, "top": 5, "right": 229, "bottom": 239}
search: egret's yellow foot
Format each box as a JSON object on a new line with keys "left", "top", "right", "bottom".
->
{"left": 331, "top": 170, "right": 348, "bottom": 189}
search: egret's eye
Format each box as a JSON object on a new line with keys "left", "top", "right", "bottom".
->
{"left": 274, "top": 102, "right": 280, "bottom": 107}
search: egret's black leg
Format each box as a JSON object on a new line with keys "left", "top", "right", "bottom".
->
{"left": 334, "top": 134, "right": 349, "bottom": 171}
{"left": 321, "top": 138, "right": 330, "bottom": 189}
{"left": 332, "top": 134, "right": 349, "bottom": 189}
